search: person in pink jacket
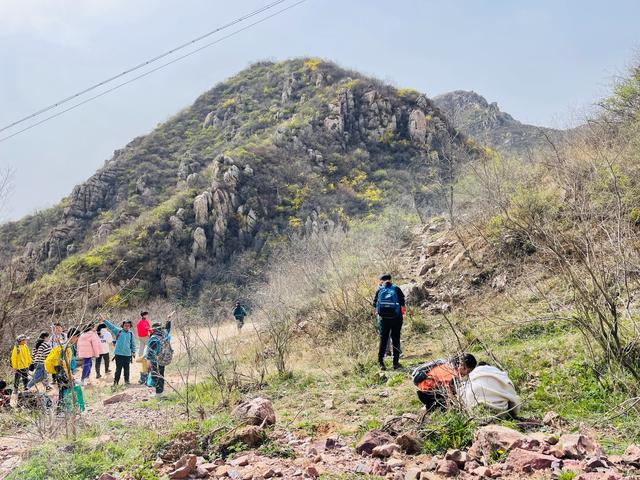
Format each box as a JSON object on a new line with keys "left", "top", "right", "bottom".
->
{"left": 77, "top": 324, "right": 103, "bottom": 386}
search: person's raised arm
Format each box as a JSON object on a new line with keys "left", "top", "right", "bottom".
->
{"left": 104, "top": 319, "right": 120, "bottom": 336}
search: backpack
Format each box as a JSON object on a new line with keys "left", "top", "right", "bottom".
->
{"left": 412, "top": 359, "right": 447, "bottom": 386}
{"left": 376, "top": 284, "right": 401, "bottom": 319}
{"left": 44, "top": 346, "right": 62, "bottom": 374}
{"left": 156, "top": 335, "right": 174, "bottom": 366}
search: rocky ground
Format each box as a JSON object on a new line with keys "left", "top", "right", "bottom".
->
{"left": 92, "top": 397, "right": 640, "bottom": 480}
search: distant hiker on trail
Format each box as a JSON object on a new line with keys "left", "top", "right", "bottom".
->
{"left": 145, "top": 319, "right": 173, "bottom": 398}
{"left": 412, "top": 353, "right": 477, "bottom": 411}
{"left": 27, "top": 332, "right": 52, "bottom": 391}
{"left": 11, "top": 335, "right": 32, "bottom": 392}
{"left": 95, "top": 323, "right": 113, "bottom": 378}
{"left": 104, "top": 320, "right": 136, "bottom": 387}
{"left": 459, "top": 362, "right": 521, "bottom": 416}
{"left": 77, "top": 324, "right": 102, "bottom": 386}
{"left": 49, "top": 323, "right": 67, "bottom": 348}
{"left": 373, "top": 273, "right": 405, "bottom": 370}
{"left": 233, "top": 301, "right": 247, "bottom": 331}
{"left": 45, "top": 328, "right": 80, "bottom": 413}
{"left": 374, "top": 279, "right": 393, "bottom": 358}
{"left": 136, "top": 311, "right": 151, "bottom": 356}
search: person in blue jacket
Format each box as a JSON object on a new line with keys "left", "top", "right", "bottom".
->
{"left": 104, "top": 320, "right": 136, "bottom": 387}
{"left": 144, "top": 320, "right": 172, "bottom": 398}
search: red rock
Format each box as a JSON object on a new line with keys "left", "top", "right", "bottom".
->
{"left": 169, "top": 466, "right": 192, "bottom": 479}
{"left": 576, "top": 473, "right": 621, "bottom": 480}
{"left": 506, "top": 448, "right": 557, "bottom": 472}
{"left": 445, "top": 448, "right": 468, "bottom": 466}
{"left": 355, "top": 430, "right": 394, "bottom": 455}
{"left": 404, "top": 467, "right": 421, "bottom": 480}
{"left": 97, "top": 475, "right": 117, "bottom": 480}
{"left": 585, "top": 457, "right": 611, "bottom": 471}
{"left": 231, "top": 455, "right": 251, "bottom": 467}
{"left": 472, "top": 466, "right": 492, "bottom": 477}
{"left": 372, "top": 443, "right": 400, "bottom": 458}
{"left": 622, "top": 445, "right": 640, "bottom": 467}
{"left": 305, "top": 466, "right": 320, "bottom": 478}
{"left": 231, "top": 397, "right": 276, "bottom": 426}
{"left": 467, "top": 425, "right": 525, "bottom": 461}
{"left": 558, "top": 434, "right": 603, "bottom": 460}
{"left": 396, "top": 432, "right": 422, "bottom": 454}
{"left": 195, "top": 466, "right": 210, "bottom": 478}
{"left": 201, "top": 463, "right": 217, "bottom": 472}
{"left": 174, "top": 454, "right": 198, "bottom": 471}
{"left": 436, "top": 459, "right": 460, "bottom": 477}
{"left": 103, "top": 392, "right": 132, "bottom": 405}
{"left": 215, "top": 465, "right": 230, "bottom": 476}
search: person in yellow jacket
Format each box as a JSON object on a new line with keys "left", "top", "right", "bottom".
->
{"left": 45, "top": 328, "right": 80, "bottom": 412}
{"left": 11, "top": 334, "right": 32, "bottom": 392}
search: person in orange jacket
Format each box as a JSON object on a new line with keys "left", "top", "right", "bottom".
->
{"left": 412, "top": 354, "right": 477, "bottom": 411}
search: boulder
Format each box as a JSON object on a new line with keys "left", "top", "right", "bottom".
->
{"left": 467, "top": 425, "right": 525, "bottom": 461}
{"left": 103, "top": 393, "right": 132, "bottom": 406}
{"left": 576, "top": 473, "right": 621, "bottom": 480}
{"left": 231, "top": 397, "right": 276, "bottom": 426}
{"left": 97, "top": 475, "right": 117, "bottom": 480}
{"left": 404, "top": 468, "right": 421, "bottom": 480}
{"left": 472, "top": 466, "right": 492, "bottom": 477}
{"left": 555, "top": 434, "right": 603, "bottom": 460}
{"left": 168, "top": 466, "right": 192, "bottom": 479}
{"left": 372, "top": 443, "right": 400, "bottom": 458}
{"left": 355, "top": 429, "right": 394, "bottom": 455}
{"left": 436, "top": 459, "right": 459, "bottom": 477}
{"left": 506, "top": 448, "right": 556, "bottom": 472}
{"left": 408, "top": 109, "right": 427, "bottom": 143}
{"left": 396, "top": 432, "right": 422, "bottom": 454}
{"left": 622, "top": 445, "right": 640, "bottom": 467}
{"left": 174, "top": 454, "right": 198, "bottom": 470}
{"left": 399, "top": 282, "right": 425, "bottom": 305}
{"left": 445, "top": 448, "right": 468, "bottom": 466}
{"left": 233, "top": 426, "right": 264, "bottom": 448}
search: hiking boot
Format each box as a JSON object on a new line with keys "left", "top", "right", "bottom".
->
{"left": 96, "top": 374, "right": 102, "bottom": 379}
{"left": 105, "top": 369, "right": 112, "bottom": 374}
{"left": 393, "top": 362, "right": 403, "bottom": 370}
{"left": 378, "top": 362, "right": 387, "bottom": 371}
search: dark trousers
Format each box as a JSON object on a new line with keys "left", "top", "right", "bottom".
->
{"left": 417, "top": 390, "right": 447, "bottom": 411}
{"left": 14, "top": 368, "right": 29, "bottom": 391}
{"left": 114, "top": 355, "right": 131, "bottom": 384}
{"left": 53, "top": 369, "right": 70, "bottom": 412}
{"left": 151, "top": 363, "right": 165, "bottom": 394}
{"left": 95, "top": 353, "right": 110, "bottom": 376}
{"left": 378, "top": 316, "right": 402, "bottom": 364}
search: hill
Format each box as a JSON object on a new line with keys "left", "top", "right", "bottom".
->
{"left": 433, "top": 90, "right": 567, "bottom": 157}
{"left": 0, "top": 59, "right": 477, "bottom": 313}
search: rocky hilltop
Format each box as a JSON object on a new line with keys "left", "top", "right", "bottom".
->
{"left": 0, "top": 59, "right": 477, "bottom": 303}
{"left": 433, "top": 90, "right": 566, "bottom": 157}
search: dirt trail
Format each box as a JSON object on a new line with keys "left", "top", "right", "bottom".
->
{"left": 0, "top": 320, "right": 249, "bottom": 479}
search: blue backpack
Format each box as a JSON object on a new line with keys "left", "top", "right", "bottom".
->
{"left": 377, "top": 284, "right": 401, "bottom": 318}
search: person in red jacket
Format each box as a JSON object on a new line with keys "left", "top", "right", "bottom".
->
{"left": 136, "top": 311, "right": 151, "bottom": 357}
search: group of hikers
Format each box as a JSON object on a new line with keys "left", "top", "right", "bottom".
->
{"left": 2, "top": 311, "right": 174, "bottom": 413}
{"left": 373, "top": 273, "right": 521, "bottom": 417}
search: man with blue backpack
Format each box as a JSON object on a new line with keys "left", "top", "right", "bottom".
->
{"left": 144, "top": 320, "right": 173, "bottom": 398}
{"left": 373, "top": 273, "right": 406, "bottom": 370}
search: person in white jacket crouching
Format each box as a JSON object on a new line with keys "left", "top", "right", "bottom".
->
{"left": 459, "top": 363, "right": 521, "bottom": 417}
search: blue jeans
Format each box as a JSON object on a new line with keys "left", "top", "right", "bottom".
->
{"left": 81, "top": 358, "right": 93, "bottom": 380}
{"left": 26, "top": 364, "right": 49, "bottom": 389}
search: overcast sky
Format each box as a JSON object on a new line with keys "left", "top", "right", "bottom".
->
{"left": 1, "top": 0, "right": 638, "bottom": 221}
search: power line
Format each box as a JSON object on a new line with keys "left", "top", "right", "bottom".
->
{"left": 0, "top": 0, "right": 289, "bottom": 135}
{"left": 0, "top": 0, "right": 307, "bottom": 144}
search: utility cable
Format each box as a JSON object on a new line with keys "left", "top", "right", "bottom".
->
{"left": 0, "top": 0, "right": 289, "bottom": 134}
{"left": 0, "top": 0, "right": 307, "bottom": 144}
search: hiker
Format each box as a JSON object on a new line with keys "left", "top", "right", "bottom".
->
{"left": 144, "top": 319, "right": 173, "bottom": 398}
{"left": 95, "top": 323, "right": 113, "bottom": 378}
{"left": 0, "top": 381, "right": 11, "bottom": 408}
{"left": 45, "top": 328, "right": 79, "bottom": 412}
{"left": 49, "top": 323, "right": 67, "bottom": 348}
{"left": 233, "top": 301, "right": 247, "bottom": 330}
{"left": 412, "top": 353, "right": 477, "bottom": 411}
{"left": 136, "top": 311, "right": 151, "bottom": 357}
{"left": 11, "top": 335, "right": 32, "bottom": 392}
{"left": 77, "top": 324, "right": 102, "bottom": 386}
{"left": 374, "top": 280, "right": 393, "bottom": 358}
{"left": 26, "top": 332, "right": 52, "bottom": 390}
{"left": 103, "top": 319, "right": 136, "bottom": 387}
{"left": 372, "top": 273, "right": 405, "bottom": 370}
{"left": 459, "top": 363, "right": 521, "bottom": 416}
